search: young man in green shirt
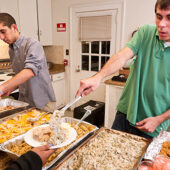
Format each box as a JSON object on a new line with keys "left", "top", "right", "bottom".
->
{"left": 76, "top": 0, "right": 170, "bottom": 139}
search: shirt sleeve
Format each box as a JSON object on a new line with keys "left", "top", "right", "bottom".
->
{"left": 5, "top": 151, "right": 42, "bottom": 170}
{"left": 126, "top": 25, "right": 146, "bottom": 56}
{"left": 24, "top": 41, "right": 45, "bottom": 76}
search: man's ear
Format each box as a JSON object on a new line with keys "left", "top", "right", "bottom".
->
{"left": 11, "top": 24, "right": 18, "bottom": 32}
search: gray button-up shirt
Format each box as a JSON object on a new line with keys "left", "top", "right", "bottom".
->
{"left": 9, "top": 34, "right": 56, "bottom": 109}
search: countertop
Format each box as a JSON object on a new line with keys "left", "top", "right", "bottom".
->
{"left": 49, "top": 64, "right": 65, "bottom": 75}
{"left": 104, "top": 79, "right": 126, "bottom": 86}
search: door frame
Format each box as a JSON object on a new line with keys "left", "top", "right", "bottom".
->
{"left": 69, "top": 0, "right": 125, "bottom": 103}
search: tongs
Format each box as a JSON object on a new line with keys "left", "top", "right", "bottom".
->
{"left": 53, "top": 95, "right": 82, "bottom": 117}
{"left": 75, "top": 109, "right": 92, "bottom": 127}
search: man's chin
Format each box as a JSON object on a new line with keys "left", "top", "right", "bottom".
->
{"left": 159, "top": 36, "right": 170, "bottom": 42}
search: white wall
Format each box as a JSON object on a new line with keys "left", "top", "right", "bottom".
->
{"left": 51, "top": 0, "right": 156, "bottom": 47}
{"left": 123, "top": 0, "right": 155, "bottom": 45}
{"left": 51, "top": 0, "right": 156, "bottom": 102}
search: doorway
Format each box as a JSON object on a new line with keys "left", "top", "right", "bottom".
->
{"left": 70, "top": 1, "right": 124, "bottom": 108}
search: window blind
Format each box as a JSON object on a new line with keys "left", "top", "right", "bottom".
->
{"left": 79, "top": 15, "right": 112, "bottom": 41}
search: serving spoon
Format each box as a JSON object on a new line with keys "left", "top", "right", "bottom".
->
{"left": 27, "top": 95, "right": 82, "bottom": 123}
{"left": 53, "top": 95, "right": 82, "bottom": 118}
{"left": 27, "top": 112, "right": 50, "bottom": 123}
{"left": 75, "top": 109, "right": 92, "bottom": 127}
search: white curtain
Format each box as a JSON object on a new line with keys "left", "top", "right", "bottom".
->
{"left": 79, "top": 15, "right": 112, "bottom": 41}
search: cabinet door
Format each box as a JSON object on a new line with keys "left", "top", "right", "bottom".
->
{"left": 37, "top": 0, "right": 52, "bottom": 45}
{"left": 105, "top": 85, "right": 124, "bottom": 128}
{"left": 0, "top": 0, "right": 20, "bottom": 29}
{"left": 51, "top": 73, "right": 65, "bottom": 108}
{"left": 18, "top": 0, "right": 38, "bottom": 40}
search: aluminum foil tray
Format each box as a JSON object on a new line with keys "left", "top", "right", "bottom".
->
{"left": 44, "top": 117, "right": 98, "bottom": 170}
{"left": 0, "top": 108, "right": 51, "bottom": 144}
{"left": 0, "top": 117, "right": 98, "bottom": 170}
{"left": 55, "top": 127, "right": 149, "bottom": 170}
{"left": 0, "top": 98, "right": 29, "bottom": 119}
{"left": 144, "top": 129, "right": 170, "bottom": 161}
{"left": 0, "top": 133, "right": 25, "bottom": 160}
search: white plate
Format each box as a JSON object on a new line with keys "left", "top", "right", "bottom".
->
{"left": 24, "top": 124, "right": 77, "bottom": 149}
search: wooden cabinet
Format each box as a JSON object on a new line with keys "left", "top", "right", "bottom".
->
{"left": 51, "top": 72, "right": 65, "bottom": 109}
{"left": 0, "top": 0, "right": 53, "bottom": 45}
{"left": 105, "top": 83, "right": 124, "bottom": 128}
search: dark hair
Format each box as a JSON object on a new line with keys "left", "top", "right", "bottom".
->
{"left": 0, "top": 13, "right": 16, "bottom": 28}
{"left": 155, "top": 0, "right": 170, "bottom": 13}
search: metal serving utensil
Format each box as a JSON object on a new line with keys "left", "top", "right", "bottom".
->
{"left": 27, "top": 112, "right": 49, "bottom": 123}
{"left": 53, "top": 95, "right": 82, "bottom": 117}
{"left": 75, "top": 109, "right": 92, "bottom": 127}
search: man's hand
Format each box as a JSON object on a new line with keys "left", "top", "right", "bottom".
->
{"left": 76, "top": 75, "right": 101, "bottom": 97}
{"left": 31, "top": 144, "right": 56, "bottom": 165}
{"left": 0, "top": 86, "right": 11, "bottom": 99}
{"left": 136, "top": 117, "right": 161, "bottom": 133}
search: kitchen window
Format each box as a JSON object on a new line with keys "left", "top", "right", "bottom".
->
{"left": 79, "top": 15, "right": 111, "bottom": 72}
{"left": 81, "top": 41, "right": 110, "bottom": 71}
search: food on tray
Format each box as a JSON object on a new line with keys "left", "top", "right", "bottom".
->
{"left": 6, "top": 122, "right": 95, "bottom": 167}
{"left": 8, "top": 140, "right": 32, "bottom": 156}
{"left": 59, "top": 129, "right": 149, "bottom": 170}
{"left": 71, "top": 123, "right": 94, "bottom": 140}
{"left": 0, "top": 109, "right": 50, "bottom": 143}
{"left": 33, "top": 126, "right": 53, "bottom": 143}
{"left": 159, "top": 141, "right": 170, "bottom": 157}
{"left": 0, "top": 106, "right": 16, "bottom": 112}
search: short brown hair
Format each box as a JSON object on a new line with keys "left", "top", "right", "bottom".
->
{"left": 0, "top": 13, "right": 16, "bottom": 28}
{"left": 155, "top": 0, "right": 170, "bottom": 13}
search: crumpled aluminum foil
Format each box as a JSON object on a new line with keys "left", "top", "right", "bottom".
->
{"left": 144, "top": 129, "right": 170, "bottom": 161}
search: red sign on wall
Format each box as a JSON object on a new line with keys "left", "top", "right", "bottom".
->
{"left": 57, "top": 23, "right": 66, "bottom": 32}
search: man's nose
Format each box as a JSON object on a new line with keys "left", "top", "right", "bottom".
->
{"left": 159, "top": 18, "right": 167, "bottom": 27}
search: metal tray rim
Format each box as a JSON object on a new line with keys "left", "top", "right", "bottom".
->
{"left": 0, "top": 98, "right": 29, "bottom": 119}
{"left": 54, "top": 127, "right": 150, "bottom": 170}
{"left": 0, "top": 116, "right": 98, "bottom": 170}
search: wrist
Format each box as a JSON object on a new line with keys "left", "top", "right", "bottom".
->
{"left": 156, "top": 115, "right": 164, "bottom": 124}
{"left": 93, "top": 73, "right": 103, "bottom": 83}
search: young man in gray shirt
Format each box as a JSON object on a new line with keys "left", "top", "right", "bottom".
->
{"left": 0, "top": 13, "right": 56, "bottom": 110}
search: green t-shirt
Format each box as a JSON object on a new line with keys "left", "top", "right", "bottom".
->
{"left": 117, "top": 24, "right": 170, "bottom": 137}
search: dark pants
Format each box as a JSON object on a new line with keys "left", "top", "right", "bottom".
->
{"left": 111, "top": 111, "right": 153, "bottom": 140}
